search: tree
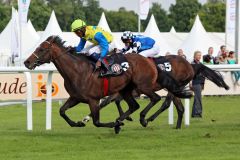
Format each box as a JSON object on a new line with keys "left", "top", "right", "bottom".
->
{"left": 0, "top": 3, "right": 11, "bottom": 32}
{"left": 106, "top": 7, "right": 138, "bottom": 32}
{"left": 83, "top": 0, "right": 103, "bottom": 25}
{"left": 28, "top": 0, "right": 51, "bottom": 31}
{"left": 142, "top": 3, "right": 170, "bottom": 32}
{"left": 47, "top": 0, "right": 75, "bottom": 31}
{"left": 169, "top": 0, "right": 202, "bottom": 32}
{"left": 198, "top": 1, "right": 225, "bottom": 32}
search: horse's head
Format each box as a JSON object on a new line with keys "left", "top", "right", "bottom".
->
{"left": 24, "top": 36, "right": 58, "bottom": 70}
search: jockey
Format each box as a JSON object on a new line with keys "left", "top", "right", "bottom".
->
{"left": 71, "top": 19, "right": 114, "bottom": 76}
{"left": 121, "top": 31, "right": 160, "bottom": 57}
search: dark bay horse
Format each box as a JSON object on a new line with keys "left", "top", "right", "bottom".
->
{"left": 83, "top": 56, "right": 230, "bottom": 129}
{"left": 24, "top": 36, "right": 162, "bottom": 133}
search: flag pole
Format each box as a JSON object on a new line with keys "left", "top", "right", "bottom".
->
{"left": 138, "top": 0, "right": 141, "bottom": 33}
{"left": 235, "top": 0, "right": 239, "bottom": 64}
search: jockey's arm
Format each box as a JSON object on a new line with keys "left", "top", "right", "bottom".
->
{"left": 132, "top": 41, "right": 141, "bottom": 53}
{"left": 121, "top": 45, "right": 130, "bottom": 54}
{"left": 76, "top": 38, "right": 86, "bottom": 53}
{"left": 94, "top": 32, "right": 109, "bottom": 60}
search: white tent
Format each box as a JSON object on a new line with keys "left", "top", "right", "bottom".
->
{"left": 98, "top": 12, "right": 111, "bottom": 32}
{"left": 21, "top": 20, "right": 40, "bottom": 59}
{"left": 170, "top": 26, "right": 176, "bottom": 33}
{"left": 179, "top": 15, "right": 219, "bottom": 61}
{"left": 36, "top": 11, "right": 62, "bottom": 45}
{"left": 144, "top": 14, "right": 172, "bottom": 55}
{"left": 0, "top": 8, "right": 40, "bottom": 65}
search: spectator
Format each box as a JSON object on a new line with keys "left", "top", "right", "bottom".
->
{"left": 218, "top": 52, "right": 228, "bottom": 64}
{"left": 227, "top": 51, "right": 236, "bottom": 64}
{"left": 217, "top": 45, "right": 226, "bottom": 57}
{"left": 227, "top": 51, "right": 240, "bottom": 82}
{"left": 203, "top": 47, "right": 217, "bottom": 64}
{"left": 190, "top": 51, "right": 205, "bottom": 118}
{"left": 177, "top": 49, "right": 186, "bottom": 59}
{"left": 203, "top": 54, "right": 213, "bottom": 65}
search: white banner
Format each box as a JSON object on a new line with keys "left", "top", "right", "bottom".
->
{"left": 226, "top": 0, "right": 235, "bottom": 48}
{"left": 11, "top": 7, "right": 20, "bottom": 61}
{"left": 139, "top": 0, "right": 150, "bottom": 20}
{"left": 18, "top": 0, "right": 31, "bottom": 24}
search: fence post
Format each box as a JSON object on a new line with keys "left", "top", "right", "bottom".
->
{"left": 168, "top": 102, "right": 174, "bottom": 125}
{"left": 46, "top": 71, "right": 53, "bottom": 130}
{"left": 184, "top": 99, "right": 190, "bottom": 126}
{"left": 24, "top": 72, "right": 32, "bottom": 130}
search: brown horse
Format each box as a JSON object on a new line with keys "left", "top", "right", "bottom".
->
{"left": 83, "top": 57, "right": 230, "bottom": 129}
{"left": 24, "top": 36, "right": 162, "bottom": 133}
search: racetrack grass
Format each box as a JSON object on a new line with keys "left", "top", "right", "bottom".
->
{"left": 0, "top": 96, "right": 239, "bottom": 160}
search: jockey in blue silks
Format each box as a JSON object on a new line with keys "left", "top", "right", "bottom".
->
{"left": 120, "top": 31, "right": 160, "bottom": 57}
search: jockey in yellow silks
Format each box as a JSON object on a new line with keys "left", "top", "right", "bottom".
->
{"left": 71, "top": 19, "right": 114, "bottom": 76}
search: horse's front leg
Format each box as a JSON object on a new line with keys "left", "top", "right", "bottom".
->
{"left": 59, "top": 97, "right": 85, "bottom": 127}
{"left": 89, "top": 100, "right": 123, "bottom": 129}
{"left": 139, "top": 92, "right": 161, "bottom": 127}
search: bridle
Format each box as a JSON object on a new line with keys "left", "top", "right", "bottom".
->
{"left": 32, "top": 37, "right": 66, "bottom": 66}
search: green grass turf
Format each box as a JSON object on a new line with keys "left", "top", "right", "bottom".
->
{"left": 0, "top": 96, "right": 240, "bottom": 160}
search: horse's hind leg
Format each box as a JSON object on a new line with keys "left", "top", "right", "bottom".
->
{"left": 172, "top": 96, "right": 184, "bottom": 129}
{"left": 146, "top": 92, "right": 174, "bottom": 123}
{"left": 59, "top": 97, "right": 85, "bottom": 127}
{"left": 139, "top": 92, "right": 161, "bottom": 127}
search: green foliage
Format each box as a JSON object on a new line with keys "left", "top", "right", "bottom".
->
{"left": 169, "top": 0, "right": 202, "bottom": 32}
{"left": 0, "top": 3, "right": 11, "bottom": 32}
{"left": 142, "top": 3, "right": 171, "bottom": 32}
{"left": 83, "top": 0, "right": 103, "bottom": 25}
{"left": 28, "top": 0, "right": 51, "bottom": 31}
{"left": 199, "top": 2, "right": 226, "bottom": 32}
{"left": 0, "top": 0, "right": 228, "bottom": 33}
{"left": 106, "top": 8, "right": 138, "bottom": 32}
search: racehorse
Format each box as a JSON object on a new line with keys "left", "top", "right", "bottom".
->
{"left": 24, "top": 36, "right": 162, "bottom": 134}
{"left": 82, "top": 56, "right": 230, "bottom": 129}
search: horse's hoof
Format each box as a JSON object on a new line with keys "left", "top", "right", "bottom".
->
{"left": 126, "top": 116, "right": 133, "bottom": 121}
{"left": 140, "top": 119, "right": 148, "bottom": 127}
{"left": 76, "top": 121, "right": 86, "bottom": 127}
{"left": 114, "top": 126, "right": 121, "bottom": 134}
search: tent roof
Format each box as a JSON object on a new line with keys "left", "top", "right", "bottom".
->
{"left": 179, "top": 15, "right": 218, "bottom": 60}
{"left": 144, "top": 14, "right": 172, "bottom": 55}
{"left": 37, "top": 11, "right": 62, "bottom": 44}
{"left": 98, "top": 12, "right": 111, "bottom": 32}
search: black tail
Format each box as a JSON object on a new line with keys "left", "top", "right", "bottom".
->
{"left": 191, "top": 63, "right": 230, "bottom": 90}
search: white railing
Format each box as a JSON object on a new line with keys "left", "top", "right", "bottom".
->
{"left": 169, "top": 64, "right": 240, "bottom": 127}
{"left": 0, "top": 66, "right": 57, "bottom": 130}
{"left": 0, "top": 64, "right": 240, "bottom": 130}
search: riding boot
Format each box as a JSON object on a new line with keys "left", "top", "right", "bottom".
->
{"left": 100, "top": 59, "right": 114, "bottom": 77}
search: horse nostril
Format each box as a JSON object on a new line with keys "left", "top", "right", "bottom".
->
{"left": 24, "top": 60, "right": 30, "bottom": 67}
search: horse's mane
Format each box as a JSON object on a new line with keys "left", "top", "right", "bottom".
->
{"left": 47, "top": 35, "right": 92, "bottom": 64}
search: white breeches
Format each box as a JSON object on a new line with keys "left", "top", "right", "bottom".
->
{"left": 81, "top": 42, "right": 115, "bottom": 56}
{"left": 138, "top": 43, "right": 160, "bottom": 58}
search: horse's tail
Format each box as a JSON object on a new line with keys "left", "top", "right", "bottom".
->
{"left": 191, "top": 63, "right": 230, "bottom": 90}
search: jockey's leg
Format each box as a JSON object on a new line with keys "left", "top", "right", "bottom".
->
{"left": 138, "top": 43, "right": 160, "bottom": 57}
{"left": 100, "top": 58, "right": 114, "bottom": 76}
